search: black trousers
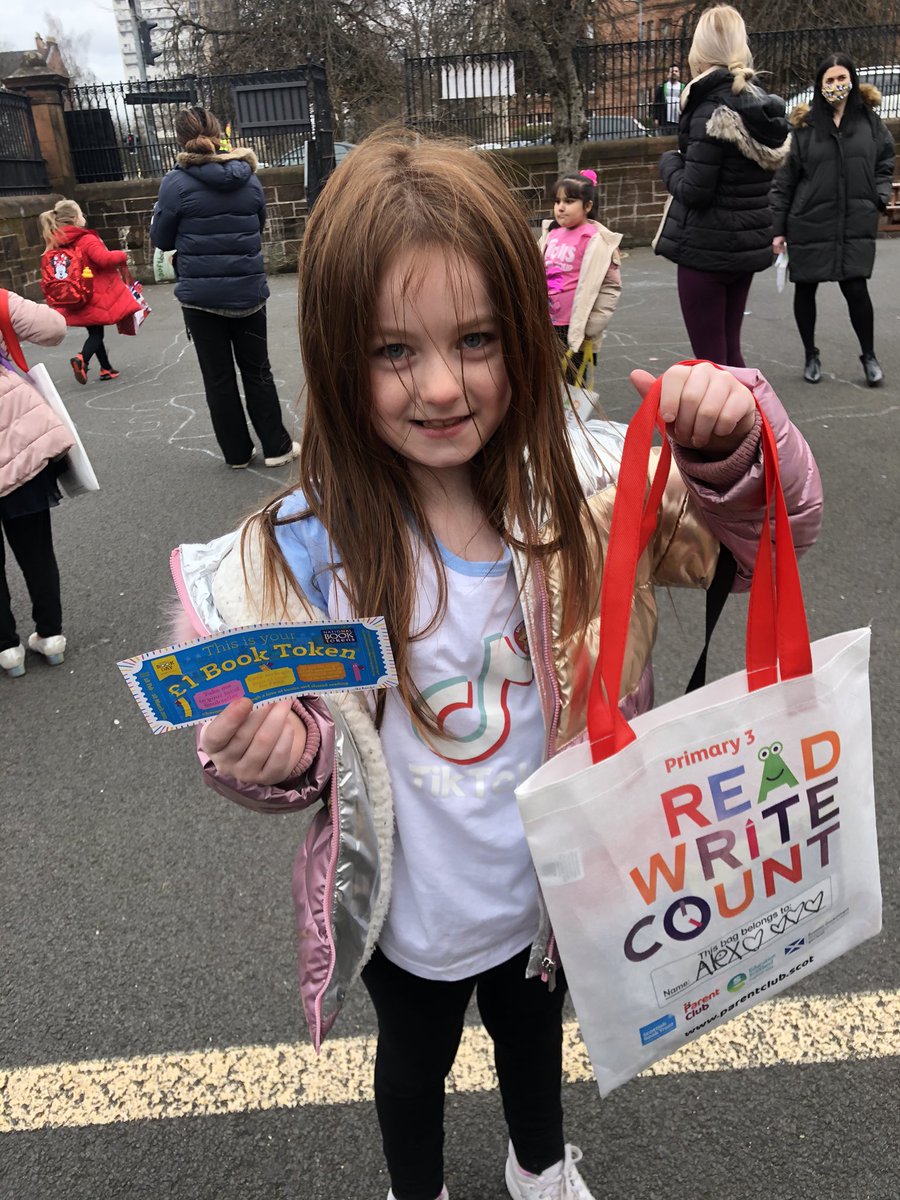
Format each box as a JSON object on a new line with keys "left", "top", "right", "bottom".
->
{"left": 793, "top": 278, "right": 875, "bottom": 357}
{"left": 81, "top": 326, "right": 112, "bottom": 371}
{"left": 361, "top": 945, "right": 568, "bottom": 1200}
{"left": 182, "top": 306, "right": 292, "bottom": 465}
{"left": 0, "top": 509, "right": 62, "bottom": 651}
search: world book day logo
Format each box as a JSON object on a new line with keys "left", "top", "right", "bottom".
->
{"left": 621, "top": 728, "right": 842, "bottom": 967}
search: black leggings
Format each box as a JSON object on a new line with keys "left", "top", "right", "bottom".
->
{"left": 676, "top": 265, "right": 754, "bottom": 368}
{"left": 0, "top": 509, "right": 62, "bottom": 651}
{"left": 361, "top": 945, "right": 568, "bottom": 1200}
{"left": 81, "top": 325, "right": 112, "bottom": 371}
{"left": 793, "top": 278, "right": 874, "bottom": 356}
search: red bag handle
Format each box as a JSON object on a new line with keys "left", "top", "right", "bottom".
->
{"left": 0, "top": 289, "right": 30, "bottom": 373}
{"left": 586, "top": 362, "right": 812, "bottom": 764}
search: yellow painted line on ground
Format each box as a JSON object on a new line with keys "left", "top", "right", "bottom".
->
{"left": 2, "top": 990, "right": 898, "bottom": 1134}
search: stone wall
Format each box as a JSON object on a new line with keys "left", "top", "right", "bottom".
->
{"left": 4, "top": 122, "right": 898, "bottom": 302}
{"left": 493, "top": 135, "right": 678, "bottom": 245}
{"left": 0, "top": 166, "right": 309, "bottom": 299}
{"left": 75, "top": 165, "right": 309, "bottom": 284}
{"left": 0, "top": 193, "right": 64, "bottom": 299}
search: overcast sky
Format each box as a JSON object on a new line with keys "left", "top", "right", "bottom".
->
{"left": 3, "top": 4, "right": 125, "bottom": 82}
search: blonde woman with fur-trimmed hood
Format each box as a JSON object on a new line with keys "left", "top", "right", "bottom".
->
{"left": 771, "top": 53, "right": 896, "bottom": 388}
{"left": 150, "top": 107, "right": 298, "bottom": 470}
{"left": 654, "top": 5, "right": 792, "bottom": 368}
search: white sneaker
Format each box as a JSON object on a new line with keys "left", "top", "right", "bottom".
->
{"left": 27, "top": 632, "right": 67, "bottom": 665}
{"left": 505, "top": 1142, "right": 595, "bottom": 1199}
{"left": 387, "top": 1189, "right": 448, "bottom": 1199}
{"left": 229, "top": 448, "right": 257, "bottom": 469}
{"left": 0, "top": 644, "right": 26, "bottom": 677}
{"left": 264, "top": 440, "right": 300, "bottom": 468}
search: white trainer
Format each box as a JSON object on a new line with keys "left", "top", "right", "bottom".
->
{"left": 264, "top": 440, "right": 300, "bottom": 468}
{"left": 27, "top": 632, "right": 67, "bottom": 665}
{"left": 387, "top": 1188, "right": 448, "bottom": 1199}
{"left": 230, "top": 448, "right": 257, "bottom": 469}
{"left": 0, "top": 644, "right": 26, "bottom": 677}
{"left": 505, "top": 1142, "right": 595, "bottom": 1199}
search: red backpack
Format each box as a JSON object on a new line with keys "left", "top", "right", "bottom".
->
{"left": 41, "top": 242, "right": 94, "bottom": 309}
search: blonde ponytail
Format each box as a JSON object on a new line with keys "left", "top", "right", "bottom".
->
{"left": 40, "top": 198, "right": 84, "bottom": 248}
{"left": 688, "top": 6, "right": 755, "bottom": 92}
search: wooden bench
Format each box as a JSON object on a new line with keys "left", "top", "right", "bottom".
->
{"left": 880, "top": 178, "right": 900, "bottom": 233}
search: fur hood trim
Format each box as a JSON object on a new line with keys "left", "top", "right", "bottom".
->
{"left": 706, "top": 105, "right": 792, "bottom": 169}
{"left": 790, "top": 82, "right": 883, "bottom": 128}
{"left": 176, "top": 146, "right": 259, "bottom": 171}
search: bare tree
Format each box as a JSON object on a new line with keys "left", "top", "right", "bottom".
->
{"left": 42, "top": 13, "right": 98, "bottom": 86}
{"left": 160, "top": 0, "right": 408, "bottom": 137}
{"left": 506, "top": 0, "right": 595, "bottom": 174}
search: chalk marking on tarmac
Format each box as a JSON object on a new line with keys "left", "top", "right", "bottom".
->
{"left": 2, "top": 990, "right": 897, "bottom": 1133}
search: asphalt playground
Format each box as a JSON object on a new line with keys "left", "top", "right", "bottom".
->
{"left": 2, "top": 239, "right": 899, "bottom": 1199}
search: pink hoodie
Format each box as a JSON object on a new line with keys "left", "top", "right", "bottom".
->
{"left": 0, "top": 290, "right": 74, "bottom": 498}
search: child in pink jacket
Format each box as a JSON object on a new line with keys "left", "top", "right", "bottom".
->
{"left": 0, "top": 289, "right": 74, "bottom": 677}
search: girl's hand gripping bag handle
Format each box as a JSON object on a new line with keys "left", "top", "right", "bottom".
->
{"left": 587, "top": 361, "right": 813, "bottom": 764}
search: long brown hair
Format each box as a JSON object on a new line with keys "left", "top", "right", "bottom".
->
{"left": 249, "top": 129, "right": 602, "bottom": 732}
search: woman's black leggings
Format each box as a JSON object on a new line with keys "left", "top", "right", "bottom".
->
{"left": 81, "top": 326, "right": 112, "bottom": 371}
{"left": 793, "top": 278, "right": 874, "bottom": 357}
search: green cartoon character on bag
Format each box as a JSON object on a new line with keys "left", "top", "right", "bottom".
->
{"left": 757, "top": 740, "right": 799, "bottom": 805}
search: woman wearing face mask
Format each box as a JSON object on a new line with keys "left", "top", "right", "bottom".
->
{"left": 771, "top": 54, "right": 896, "bottom": 386}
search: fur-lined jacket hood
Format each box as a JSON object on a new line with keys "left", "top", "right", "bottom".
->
{"left": 685, "top": 67, "right": 792, "bottom": 170}
{"left": 175, "top": 145, "right": 259, "bottom": 190}
{"left": 789, "top": 82, "right": 884, "bottom": 128}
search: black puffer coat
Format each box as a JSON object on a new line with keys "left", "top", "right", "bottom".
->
{"left": 771, "top": 85, "right": 896, "bottom": 283}
{"left": 655, "top": 67, "right": 792, "bottom": 274}
{"left": 150, "top": 147, "right": 269, "bottom": 310}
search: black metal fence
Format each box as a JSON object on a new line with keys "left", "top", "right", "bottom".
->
{"left": 64, "top": 64, "right": 332, "bottom": 183}
{"left": 405, "top": 23, "right": 900, "bottom": 148}
{"left": 0, "top": 90, "right": 50, "bottom": 195}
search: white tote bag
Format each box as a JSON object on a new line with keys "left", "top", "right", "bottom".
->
{"left": 516, "top": 369, "right": 880, "bottom": 1097}
{"left": 0, "top": 292, "right": 99, "bottom": 497}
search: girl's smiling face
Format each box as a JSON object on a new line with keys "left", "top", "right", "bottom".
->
{"left": 368, "top": 247, "right": 511, "bottom": 488}
{"left": 554, "top": 189, "right": 592, "bottom": 229}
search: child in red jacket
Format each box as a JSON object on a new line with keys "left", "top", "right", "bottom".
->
{"left": 39, "top": 199, "right": 139, "bottom": 385}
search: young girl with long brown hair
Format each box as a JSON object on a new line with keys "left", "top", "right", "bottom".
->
{"left": 172, "top": 131, "right": 822, "bottom": 1200}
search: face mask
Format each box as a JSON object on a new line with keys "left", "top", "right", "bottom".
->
{"left": 822, "top": 81, "right": 851, "bottom": 104}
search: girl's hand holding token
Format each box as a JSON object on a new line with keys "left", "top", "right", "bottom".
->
{"left": 630, "top": 362, "right": 756, "bottom": 458}
{"left": 199, "top": 697, "right": 307, "bottom": 786}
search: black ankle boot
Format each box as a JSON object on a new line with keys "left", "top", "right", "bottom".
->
{"left": 803, "top": 349, "right": 821, "bottom": 384}
{"left": 860, "top": 353, "right": 884, "bottom": 387}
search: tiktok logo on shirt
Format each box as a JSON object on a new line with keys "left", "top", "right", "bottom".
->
{"left": 416, "top": 626, "right": 534, "bottom": 764}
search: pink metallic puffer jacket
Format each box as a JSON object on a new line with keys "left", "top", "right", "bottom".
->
{"left": 0, "top": 291, "right": 73, "bottom": 498}
{"left": 172, "top": 368, "right": 824, "bottom": 1051}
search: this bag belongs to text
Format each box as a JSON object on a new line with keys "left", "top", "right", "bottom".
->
{"left": 41, "top": 245, "right": 94, "bottom": 309}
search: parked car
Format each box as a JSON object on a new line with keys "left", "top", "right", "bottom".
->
{"left": 473, "top": 117, "right": 649, "bottom": 151}
{"left": 265, "top": 140, "right": 356, "bottom": 169}
{"left": 785, "top": 65, "right": 900, "bottom": 118}
{"left": 587, "top": 116, "right": 650, "bottom": 141}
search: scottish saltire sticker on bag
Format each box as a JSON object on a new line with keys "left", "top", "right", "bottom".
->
{"left": 517, "top": 626, "right": 880, "bottom": 1095}
{"left": 118, "top": 620, "right": 397, "bottom": 733}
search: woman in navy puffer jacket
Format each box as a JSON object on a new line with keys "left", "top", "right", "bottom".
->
{"left": 654, "top": 6, "right": 791, "bottom": 368}
{"left": 151, "top": 108, "right": 297, "bottom": 469}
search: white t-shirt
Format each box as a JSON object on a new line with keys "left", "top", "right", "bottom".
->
{"left": 666, "top": 80, "right": 682, "bottom": 124}
{"left": 275, "top": 503, "right": 545, "bottom": 981}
